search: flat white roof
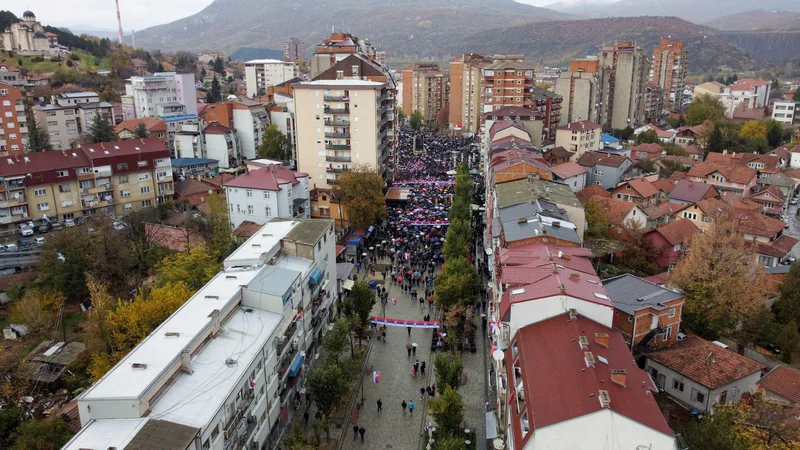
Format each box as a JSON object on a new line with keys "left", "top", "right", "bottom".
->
{"left": 245, "top": 59, "right": 290, "bottom": 64}
{"left": 224, "top": 220, "right": 298, "bottom": 267}
{"left": 80, "top": 267, "right": 264, "bottom": 401}
{"left": 62, "top": 418, "right": 148, "bottom": 450}
{"left": 296, "top": 79, "right": 385, "bottom": 86}
{"left": 148, "top": 307, "right": 282, "bottom": 428}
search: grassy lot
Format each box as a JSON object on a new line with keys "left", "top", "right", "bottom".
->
{"left": 72, "top": 49, "right": 111, "bottom": 72}
{"left": 1, "top": 54, "right": 63, "bottom": 73}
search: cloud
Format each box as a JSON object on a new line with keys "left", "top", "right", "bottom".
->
{"left": 4, "top": 0, "right": 214, "bottom": 30}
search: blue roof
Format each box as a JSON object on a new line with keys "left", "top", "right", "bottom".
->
{"left": 601, "top": 134, "right": 620, "bottom": 144}
{"left": 171, "top": 158, "right": 218, "bottom": 167}
{"left": 161, "top": 114, "right": 198, "bottom": 122}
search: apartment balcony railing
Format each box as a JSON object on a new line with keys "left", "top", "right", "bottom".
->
{"left": 324, "top": 132, "right": 350, "bottom": 139}
{"left": 324, "top": 107, "right": 350, "bottom": 115}
{"left": 324, "top": 120, "right": 350, "bottom": 127}
{"left": 325, "top": 143, "right": 350, "bottom": 151}
{"left": 275, "top": 320, "right": 298, "bottom": 357}
{"left": 325, "top": 166, "right": 348, "bottom": 173}
{"left": 325, "top": 155, "right": 351, "bottom": 163}
{"left": 323, "top": 95, "right": 350, "bottom": 102}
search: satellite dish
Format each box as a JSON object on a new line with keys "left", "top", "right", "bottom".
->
{"left": 492, "top": 349, "right": 505, "bottom": 361}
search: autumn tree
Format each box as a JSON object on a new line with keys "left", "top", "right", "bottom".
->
{"left": 775, "top": 262, "right": 800, "bottom": 326}
{"left": 740, "top": 120, "right": 768, "bottom": 140}
{"left": 775, "top": 320, "right": 800, "bottom": 364}
{"left": 334, "top": 166, "right": 387, "bottom": 229}
{"left": 122, "top": 206, "right": 171, "bottom": 273}
{"left": 634, "top": 129, "right": 660, "bottom": 144}
{"left": 583, "top": 199, "right": 609, "bottom": 238}
{"left": 713, "top": 393, "right": 800, "bottom": 449}
{"left": 306, "top": 364, "right": 348, "bottom": 419}
{"left": 154, "top": 244, "right": 220, "bottom": 291}
{"left": 669, "top": 219, "right": 767, "bottom": 339}
{"left": 618, "top": 220, "right": 661, "bottom": 276}
{"left": 9, "top": 416, "right": 73, "bottom": 450}
{"left": 679, "top": 407, "right": 746, "bottom": 450}
{"left": 84, "top": 274, "right": 116, "bottom": 356}
{"left": 434, "top": 257, "right": 481, "bottom": 309}
{"left": 342, "top": 280, "right": 376, "bottom": 337}
{"left": 436, "top": 104, "right": 450, "bottom": 128}
{"left": 687, "top": 93, "right": 726, "bottom": 126}
{"left": 9, "top": 290, "right": 64, "bottom": 336}
{"left": 257, "top": 124, "right": 293, "bottom": 161}
{"left": 204, "top": 193, "right": 234, "bottom": 258}
{"left": 133, "top": 122, "right": 149, "bottom": 138}
{"left": 428, "top": 386, "right": 464, "bottom": 435}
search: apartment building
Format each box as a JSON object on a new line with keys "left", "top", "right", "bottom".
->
{"left": 530, "top": 86, "right": 561, "bottom": 141}
{"left": 650, "top": 39, "right": 687, "bottom": 112}
{"left": 555, "top": 120, "right": 601, "bottom": 160}
{"left": 33, "top": 92, "right": 114, "bottom": 150}
{"left": 555, "top": 58, "right": 603, "bottom": 126}
{"left": 599, "top": 42, "right": 649, "bottom": 130}
{"left": 202, "top": 97, "right": 270, "bottom": 160}
{"left": 245, "top": 59, "right": 301, "bottom": 98}
{"left": 309, "top": 31, "right": 386, "bottom": 79}
{"left": 175, "top": 123, "right": 243, "bottom": 169}
{"left": 0, "top": 81, "right": 27, "bottom": 155}
{"left": 480, "top": 59, "right": 536, "bottom": 114}
{"left": 0, "top": 137, "right": 172, "bottom": 229}
{"left": 224, "top": 164, "right": 310, "bottom": 228}
{"left": 284, "top": 38, "right": 305, "bottom": 62}
{"left": 401, "top": 63, "right": 449, "bottom": 124}
{"left": 123, "top": 72, "right": 198, "bottom": 119}
{"left": 64, "top": 218, "right": 337, "bottom": 450}
{"left": 772, "top": 100, "right": 798, "bottom": 126}
{"left": 294, "top": 79, "right": 395, "bottom": 188}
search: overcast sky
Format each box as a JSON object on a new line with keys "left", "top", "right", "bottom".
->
{"left": 5, "top": 0, "right": 214, "bottom": 30}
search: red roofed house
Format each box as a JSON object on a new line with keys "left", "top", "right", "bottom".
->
{"left": 687, "top": 162, "right": 757, "bottom": 194}
{"left": 612, "top": 178, "right": 659, "bottom": 207}
{"left": 114, "top": 117, "right": 168, "bottom": 143}
{"left": 747, "top": 185, "right": 785, "bottom": 217}
{"left": 490, "top": 149, "right": 552, "bottom": 184}
{"left": 631, "top": 143, "right": 666, "bottom": 161}
{"left": 646, "top": 336, "right": 765, "bottom": 412}
{"left": 555, "top": 120, "right": 601, "bottom": 161}
{"left": 223, "top": 164, "right": 310, "bottom": 228}
{"left": 549, "top": 161, "right": 587, "bottom": 192}
{"left": 503, "top": 313, "right": 676, "bottom": 450}
{"left": 542, "top": 146, "right": 574, "bottom": 166}
{"left": 576, "top": 185, "right": 611, "bottom": 203}
{"left": 646, "top": 218, "right": 700, "bottom": 267}
{"left": 634, "top": 124, "right": 675, "bottom": 144}
{"left": 758, "top": 365, "right": 800, "bottom": 405}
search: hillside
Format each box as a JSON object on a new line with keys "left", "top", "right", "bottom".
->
{"left": 131, "top": 0, "right": 577, "bottom": 55}
{"left": 540, "top": 0, "right": 800, "bottom": 24}
{"left": 716, "top": 31, "right": 800, "bottom": 64}
{"left": 705, "top": 10, "right": 800, "bottom": 31}
{"left": 446, "top": 17, "right": 755, "bottom": 74}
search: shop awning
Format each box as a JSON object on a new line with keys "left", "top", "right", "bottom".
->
{"left": 485, "top": 411, "right": 498, "bottom": 440}
{"left": 336, "top": 245, "right": 346, "bottom": 256}
{"left": 342, "top": 279, "right": 354, "bottom": 291}
{"left": 309, "top": 267, "right": 323, "bottom": 285}
{"left": 288, "top": 353, "right": 305, "bottom": 377}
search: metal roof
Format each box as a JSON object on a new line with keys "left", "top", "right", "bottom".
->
{"left": 602, "top": 274, "right": 683, "bottom": 315}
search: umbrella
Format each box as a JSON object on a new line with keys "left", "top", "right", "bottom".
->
{"left": 446, "top": 170, "right": 457, "bottom": 175}
{"left": 469, "top": 169, "right": 480, "bottom": 175}
{"left": 362, "top": 252, "right": 368, "bottom": 257}
{"left": 397, "top": 276, "right": 403, "bottom": 282}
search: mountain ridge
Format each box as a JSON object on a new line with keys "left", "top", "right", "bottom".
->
{"left": 705, "top": 10, "right": 800, "bottom": 31}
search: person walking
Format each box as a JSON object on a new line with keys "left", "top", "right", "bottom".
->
{"left": 408, "top": 400, "right": 415, "bottom": 415}
{"left": 401, "top": 400, "right": 407, "bottom": 414}
{"left": 353, "top": 424, "right": 359, "bottom": 440}
{"left": 377, "top": 399, "right": 383, "bottom": 411}
{"left": 420, "top": 387, "right": 426, "bottom": 399}
{"left": 303, "top": 411, "right": 309, "bottom": 427}
{"left": 382, "top": 329, "right": 387, "bottom": 343}
{"left": 414, "top": 360, "right": 419, "bottom": 375}
{"left": 406, "top": 344, "right": 412, "bottom": 358}
{"left": 420, "top": 361, "right": 426, "bottom": 376}
{"left": 359, "top": 426, "right": 365, "bottom": 443}
{"left": 412, "top": 343, "right": 417, "bottom": 356}
{"left": 411, "top": 365, "right": 416, "bottom": 377}
{"left": 407, "top": 326, "right": 412, "bottom": 336}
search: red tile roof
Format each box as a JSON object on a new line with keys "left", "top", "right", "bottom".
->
{"left": 649, "top": 218, "right": 699, "bottom": 246}
{"left": 643, "top": 124, "right": 674, "bottom": 139}
{"left": 651, "top": 179, "right": 676, "bottom": 194}
{"left": 0, "top": 149, "right": 91, "bottom": 178}
{"left": 489, "top": 120, "right": 529, "bottom": 140}
{"left": 558, "top": 120, "right": 601, "bottom": 131}
{"left": 643, "top": 202, "right": 687, "bottom": 219}
{"left": 500, "top": 266, "right": 611, "bottom": 319}
{"left": 550, "top": 161, "right": 587, "bottom": 179}
{"left": 509, "top": 313, "right": 673, "bottom": 450}
{"left": 669, "top": 180, "right": 719, "bottom": 203}
{"left": 114, "top": 117, "right": 168, "bottom": 135}
{"left": 687, "top": 162, "right": 757, "bottom": 185}
{"left": 755, "top": 235, "right": 799, "bottom": 258}
{"left": 204, "top": 122, "right": 234, "bottom": 135}
{"left": 224, "top": 165, "right": 308, "bottom": 191}
{"left": 648, "top": 336, "right": 765, "bottom": 389}
{"left": 623, "top": 178, "right": 659, "bottom": 198}
{"left": 577, "top": 185, "right": 612, "bottom": 202}
{"left": 234, "top": 221, "right": 265, "bottom": 240}
{"left": 591, "top": 197, "right": 636, "bottom": 224}
{"left": 757, "top": 365, "right": 800, "bottom": 403}
{"left": 577, "top": 152, "right": 630, "bottom": 168}
{"left": 631, "top": 143, "right": 665, "bottom": 160}
{"left": 82, "top": 137, "right": 169, "bottom": 159}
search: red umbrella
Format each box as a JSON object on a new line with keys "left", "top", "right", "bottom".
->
{"left": 397, "top": 276, "right": 403, "bottom": 282}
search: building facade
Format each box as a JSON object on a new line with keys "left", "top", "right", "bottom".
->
{"left": 224, "top": 164, "right": 310, "bottom": 228}
{"left": 650, "top": 39, "right": 687, "bottom": 112}
{"left": 245, "top": 60, "right": 301, "bottom": 98}
{"left": 0, "top": 82, "right": 27, "bottom": 155}
{"left": 772, "top": 101, "right": 798, "bottom": 126}
{"left": 480, "top": 60, "right": 536, "bottom": 116}
{"left": 283, "top": 38, "right": 306, "bottom": 62}
{"left": 555, "top": 120, "right": 601, "bottom": 160}
{"left": 34, "top": 92, "right": 114, "bottom": 151}
{"left": 309, "top": 31, "right": 386, "bottom": 79}
{"left": 599, "top": 42, "right": 649, "bottom": 130}
{"left": 123, "top": 73, "right": 198, "bottom": 120}
{"left": 2, "top": 11, "right": 57, "bottom": 53}
{"left": 555, "top": 58, "right": 603, "bottom": 126}
{"left": 401, "top": 63, "right": 449, "bottom": 124}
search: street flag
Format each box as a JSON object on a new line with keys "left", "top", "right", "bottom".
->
{"left": 373, "top": 371, "right": 381, "bottom": 383}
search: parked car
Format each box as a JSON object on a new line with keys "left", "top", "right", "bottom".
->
{"left": 17, "top": 238, "right": 32, "bottom": 248}
{"left": 790, "top": 198, "right": 799, "bottom": 206}
{"left": 37, "top": 224, "right": 49, "bottom": 233}
{"left": 19, "top": 227, "right": 34, "bottom": 237}
{"left": 64, "top": 218, "right": 75, "bottom": 227}
{"left": 5, "top": 243, "right": 18, "bottom": 252}
{"left": 33, "top": 237, "right": 45, "bottom": 246}
{"left": 112, "top": 221, "right": 125, "bottom": 231}
{"left": 784, "top": 256, "right": 797, "bottom": 265}
{"left": 50, "top": 221, "right": 63, "bottom": 231}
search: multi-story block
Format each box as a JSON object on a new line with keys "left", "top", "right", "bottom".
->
{"left": 224, "top": 164, "right": 310, "bottom": 228}
{"left": 650, "top": 39, "right": 687, "bottom": 112}
{"left": 245, "top": 60, "right": 301, "bottom": 98}
{"left": 0, "top": 82, "right": 28, "bottom": 155}
{"left": 480, "top": 60, "right": 536, "bottom": 114}
{"left": 772, "top": 100, "right": 799, "bottom": 126}
{"left": 34, "top": 92, "right": 114, "bottom": 150}
{"left": 201, "top": 98, "right": 270, "bottom": 160}
{"left": 309, "top": 31, "right": 386, "bottom": 79}
{"left": 599, "top": 41, "right": 649, "bottom": 130}
{"left": 401, "top": 63, "right": 449, "bottom": 124}
{"left": 555, "top": 120, "right": 601, "bottom": 161}
{"left": 555, "top": 58, "right": 603, "bottom": 126}
{"left": 123, "top": 73, "right": 198, "bottom": 119}
{"left": 644, "top": 82, "right": 665, "bottom": 124}
{"left": 65, "top": 219, "right": 337, "bottom": 450}
{"left": 175, "top": 123, "right": 242, "bottom": 169}
{"left": 530, "top": 87, "right": 562, "bottom": 141}
{"left": 284, "top": 38, "right": 306, "bottom": 63}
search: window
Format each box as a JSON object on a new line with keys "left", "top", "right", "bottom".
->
{"left": 121, "top": 190, "right": 131, "bottom": 198}
{"left": 246, "top": 189, "right": 253, "bottom": 198}
{"left": 117, "top": 163, "right": 128, "bottom": 170}
{"left": 673, "top": 244, "right": 681, "bottom": 251}
{"left": 79, "top": 180, "right": 93, "bottom": 190}
{"left": 142, "top": 200, "right": 152, "bottom": 207}
{"left": 139, "top": 173, "right": 150, "bottom": 181}
{"left": 265, "top": 206, "right": 272, "bottom": 216}
{"left": 36, "top": 202, "right": 49, "bottom": 211}
{"left": 669, "top": 308, "right": 676, "bottom": 318}
{"left": 662, "top": 326, "right": 671, "bottom": 341}
{"left": 672, "top": 379, "right": 685, "bottom": 392}
{"left": 141, "top": 186, "right": 151, "bottom": 194}
{"left": 210, "top": 424, "right": 219, "bottom": 442}
{"left": 56, "top": 170, "right": 68, "bottom": 177}
{"left": 691, "top": 388, "right": 706, "bottom": 405}
{"left": 118, "top": 175, "right": 128, "bottom": 184}
{"left": 138, "top": 160, "right": 148, "bottom": 167}
{"left": 287, "top": 189, "right": 292, "bottom": 199}
{"left": 264, "top": 191, "right": 270, "bottom": 199}
{"left": 683, "top": 212, "right": 697, "bottom": 220}
{"left": 58, "top": 184, "right": 71, "bottom": 193}
{"left": 34, "top": 189, "right": 46, "bottom": 197}
{"left": 248, "top": 205, "right": 254, "bottom": 215}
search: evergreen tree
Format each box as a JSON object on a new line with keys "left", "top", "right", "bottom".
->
{"left": 706, "top": 124, "right": 724, "bottom": 153}
{"left": 213, "top": 57, "right": 225, "bottom": 73}
{"left": 25, "top": 113, "right": 52, "bottom": 152}
{"left": 206, "top": 76, "right": 222, "bottom": 104}
{"left": 86, "top": 111, "right": 116, "bottom": 144}
{"left": 794, "top": 89, "right": 800, "bottom": 102}
{"left": 133, "top": 122, "right": 149, "bottom": 139}
{"left": 766, "top": 120, "right": 784, "bottom": 148}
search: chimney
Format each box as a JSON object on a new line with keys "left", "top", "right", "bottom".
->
{"left": 611, "top": 369, "right": 627, "bottom": 387}
{"left": 180, "top": 349, "right": 193, "bottom": 374}
{"left": 598, "top": 390, "right": 611, "bottom": 408}
{"left": 722, "top": 149, "right": 727, "bottom": 156}
{"left": 568, "top": 308, "right": 577, "bottom": 320}
{"left": 100, "top": 142, "right": 105, "bottom": 149}
{"left": 594, "top": 333, "right": 609, "bottom": 348}
{"left": 208, "top": 309, "right": 221, "bottom": 336}
{"left": 569, "top": 273, "right": 580, "bottom": 281}
{"left": 578, "top": 336, "right": 589, "bottom": 350}
{"left": 584, "top": 351, "right": 596, "bottom": 367}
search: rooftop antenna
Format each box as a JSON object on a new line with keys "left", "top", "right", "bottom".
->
{"left": 115, "top": 0, "right": 124, "bottom": 45}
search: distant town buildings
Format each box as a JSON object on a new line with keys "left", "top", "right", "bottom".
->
{"left": 401, "top": 63, "right": 449, "bottom": 124}
{"left": 244, "top": 59, "right": 300, "bottom": 98}
{"left": 284, "top": 38, "right": 306, "bottom": 62}
{"left": 650, "top": 39, "right": 687, "bottom": 112}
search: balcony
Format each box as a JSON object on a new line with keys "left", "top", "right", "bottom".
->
{"left": 89, "top": 183, "right": 113, "bottom": 194}
{"left": 325, "top": 143, "right": 350, "bottom": 151}
{"left": 323, "top": 95, "right": 350, "bottom": 102}
{"left": 156, "top": 159, "right": 171, "bottom": 168}
{"left": 157, "top": 174, "right": 173, "bottom": 182}
{"left": 326, "top": 178, "right": 337, "bottom": 185}
{"left": 324, "top": 107, "right": 349, "bottom": 115}
{"left": 324, "top": 119, "right": 350, "bottom": 127}
{"left": 325, "top": 166, "right": 347, "bottom": 173}
{"left": 325, "top": 155, "right": 351, "bottom": 163}
{"left": 223, "top": 390, "right": 256, "bottom": 450}
{"left": 324, "top": 131, "right": 350, "bottom": 139}
{"left": 276, "top": 321, "right": 298, "bottom": 357}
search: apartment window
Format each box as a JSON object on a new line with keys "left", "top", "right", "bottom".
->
{"left": 691, "top": 388, "right": 706, "bottom": 405}
{"left": 56, "top": 170, "right": 68, "bottom": 177}
{"left": 118, "top": 175, "right": 128, "bottom": 184}
{"left": 142, "top": 199, "right": 152, "bottom": 207}
{"left": 210, "top": 423, "right": 219, "bottom": 442}
{"left": 141, "top": 186, "right": 151, "bottom": 194}
{"left": 287, "top": 189, "right": 292, "bottom": 199}
{"left": 121, "top": 190, "right": 131, "bottom": 198}
{"left": 248, "top": 205, "right": 254, "bottom": 215}
{"left": 662, "top": 326, "right": 671, "bottom": 341}
{"left": 37, "top": 202, "right": 49, "bottom": 211}
{"left": 264, "top": 191, "right": 270, "bottom": 199}
{"left": 683, "top": 212, "right": 697, "bottom": 220}
{"left": 34, "top": 188, "right": 46, "bottom": 197}
{"left": 669, "top": 308, "right": 676, "bottom": 318}
{"left": 138, "top": 160, "right": 148, "bottom": 167}
{"left": 265, "top": 206, "right": 272, "bottom": 216}
{"left": 672, "top": 379, "right": 684, "bottom": 392}
{"left": 139, "top": 173, "right": 150, "bottom": 181}
{"left": 246, "top": 189, "right": 253, "bottom": 198}
{"left": 117, "top": 163, "right": 128, "bottom": 170}
{"left": 79, "top": 180, "right": 92, "bottom": 190}
{"left": 58, "top": 184, "right": 70, "bottom": 193}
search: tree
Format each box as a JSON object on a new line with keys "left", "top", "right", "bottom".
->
{"left": 618, "top": 220, "right": 660, "bottom": 276}
{"left": 133, "top": 122, "right": 149, "bottom": 138}
{"left": 84, "top": 274, "right": 116, "bottom": 356}
{"left": 25, "top": 114, "right": 51, "bottom": 152}
{"left": 775, "top": 320, "right": 800, "bottom": 364}
{"left": 634, "top": 129, "right": 659, "bottom": 144}
{"left": 334, "top": 166, "right": 387, "bottom": 230}
{"left": 775, "top": 263, "right": 800, "bottom": 326}
{"left": 706, "top": 124, "right": 725, "bottom": 153}
{"left": 679, "top": 407, "right": 747, "bottom": 450}
{"left": 740, "top": 120, "right": 768, "bottom": 140}
{"left": 206, "top": 76, "right": 222, "bottom": 103}
{"left": 583, "top": 199, "right": 609, "bottom": 238}
{"left": 620, "top": 126, "right": 635, "bottom": 141}
{"left": 257, "top": 124, "right": 293, "bottom": 161}
{"left": 213, "top": 56, "right": 225, "bottom": 73}
{"left": 0, "top": 407, "right": 21, "bottom": 449}
{"left": 436, "top": 104, "right": 450, "bottom": 128}
{"left": 433, "top": 353, "right": 464, "bottom": 391}
{"left": 9, "top": 290, "right": 64, "bottom": 336}
{"left": 10, "top": 417, "right": 73, "bottom": 450}
{"left": 669, "top": 219, "right": 767, "bottom": 339}
{"left": 397, "top": 107, "right": 407, "bottom": 122}
{"left": 687, "top": 93, "right": 726, "bottom": 126}
{"left": 30, "top": 84, "right": 53, "bottom": 100}
{"left": 442, "top": 219, "right": 471, "bottom": 260}
{"left": 343, "top": 280, "right": 376, "bottom": 334}
{"left": 122, "top": 206, "right": 172, "bottom": 273}
{"left": 434, "top": 435, "right": 470, "bottom": 450}
{"left": 323, "top": 318, "right": 352, "bottom": 364}
{"left": 428, "top": 386, "right": 464, "bottom": 435}
{"left": 204, "top": 193, "right": 234, "bottom": 258}
{"left": 86, "top": 110, "right": 116, "bottom": 144}
{"left": 306, "top": 364, "right": 348, "bottom": 418}
{"left": 766, "top": 120, "right": 784, "bottom": 148}
{"left": 434, "top": 257, "right": 481, "bottom": 309}
{"left": 155, "top": 245, "right": 219, "bottom": 291}
{"left": 794, "top": 89, "right": 800, "bottom": 101}
{"left": 410, "top": 110, "right": 423, "bottom": 130}
{"left": 713, "top": 393, "right": 800, "bottom": 449}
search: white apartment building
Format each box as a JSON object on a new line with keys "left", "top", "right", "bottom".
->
{"left": 65, "top": 218, "right": 336, "bottom": 450}
{"left": 224, "top": 164, "right": 310, "bottom": 228}
{"left": 245, "top": 60, "right": 300, "bottom": 98}
{"left": 122, "top": 72, "right": 198, "bottom": 119}
{"left": 294, "top": 80, "right": 396, "bottom": 189}
{"left": 555, "top": 120, "right": 601, "bottom": 161}
{"left": 232, "top": 98, "right": 270, "bottom": 160}
{"left": 772, "top": 100, "right": 798, "bottom": 126}
{"left": 174, "top": 123, "right": 242, "bottom": 169}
